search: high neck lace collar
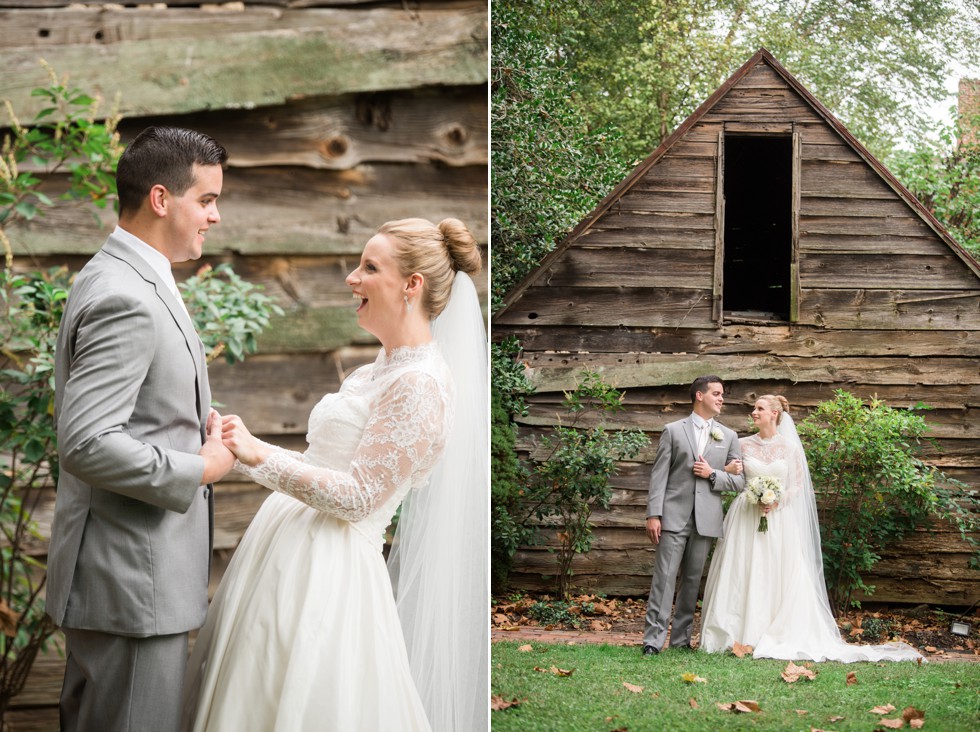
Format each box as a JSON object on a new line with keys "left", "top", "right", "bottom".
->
{"left": 376, "top": 341, "right": 439, "bottom": 368}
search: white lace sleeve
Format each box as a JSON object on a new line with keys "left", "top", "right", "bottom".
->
{"left": 236, "top": 371, "right": 449, "bottom": 521}
{"left": 782, "top": 438, "right": 809, "bottom": 507}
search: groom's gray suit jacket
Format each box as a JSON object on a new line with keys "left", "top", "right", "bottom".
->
{"left": 47, "top": 233, "right": 214, "bottom": 637}
{"left": 646, "top": 417, "right": 744, "bottom": 537}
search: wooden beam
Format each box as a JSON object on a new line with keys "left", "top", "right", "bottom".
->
{"left": 0, "top": 5, "right": 488, "bottom": 119}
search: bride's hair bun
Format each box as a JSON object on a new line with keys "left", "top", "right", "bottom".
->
{"left": 438, "top": 218, "right": 482, "bottom": 277}
{"left": 377, "top": 217, "right": 482, "bottom": 317}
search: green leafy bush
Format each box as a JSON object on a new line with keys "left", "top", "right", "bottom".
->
{"left": 520, "top": 371, "right": 648, "bottom": 601}
{"left": 490, "top": 338, "right": 532, "bottom": 593}
{"left": 799, "top": 390, "right": 979, "bottom": 615}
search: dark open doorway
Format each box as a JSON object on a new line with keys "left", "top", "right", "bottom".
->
{"left": 722, "top": 135, "right": 793, "bottom": 319}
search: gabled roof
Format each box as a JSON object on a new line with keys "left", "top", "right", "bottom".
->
{"left": 497, "top": 47, "right": 980, "bottom": 315}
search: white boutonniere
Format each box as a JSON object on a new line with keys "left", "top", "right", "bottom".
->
{"left": 710, "top": 427, "right": 724, "bottom": 442}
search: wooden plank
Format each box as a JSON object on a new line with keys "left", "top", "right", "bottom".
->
{"left": 713, "top": 129, "right": 724, "bottom": 323}
{"left": 6, "top": 164, "right": 488, "bottom": 257}
{"left": 492, "top": 324, "right": 980, "bottom": 357}
{"left": 801, "top": 253, "right": 980, "bottom": 291}
{"left": 520, "top": 353, "right": 980, "bottom": 392}
{"left": 0, "top": 6, "right": 488, "bottom": 119}
{"left": 532, "top": 247, "right": 713, "bottom": 289}
{"left": 492, "top": 287, "right": 715, "bottom": 328}
{"left": 521, "top": 399, "right": 980, "bottom": 440}
{"left": 790, "top": 129, "right": 801, "bottom": 322}
{"left": 634, "top": 155, "right": 715, "bottom": 181}
{"left": 801, "top": 214, "right": 938, "bottom": 239}
{"left": 576, "top": 225, "right": 715, "bottom": 249}
{"left": 616, "top": 189, "right": 715, "bottom": 215}
{"left": 800, "top": 159, "right": 896, "bottom": 198}
{"left": 801, "top": 233, "right": 953, "bottom": 256}
{"left": 209, "top": 349, "right": 378, "bottom": 435}
{"left": 799, "top": 196, "right": 913, "bottom": 222}
{"left": 799, "top": 288, "right": 980, "bottom": 330}
{"left": 109, "top": 87, "right": 487, "bottom": 170}
{"left": 800, "top": 142, "right": 863, "bottom": 162}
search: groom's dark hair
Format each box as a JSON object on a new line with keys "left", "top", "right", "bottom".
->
{"left": 116, "top": 126, "right": 228, "bottom": 216}
{"left": 690, "top": 375, "right": 724, "bottom": 403}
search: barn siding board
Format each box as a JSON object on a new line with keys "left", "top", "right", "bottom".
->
{"left": 535, "top": 247, "right": 714, "bottom": 289}
{"left": 496, "top": 49, "right": 979, "bottom": 605}
{"left": 801, "top": 253, "right": 980, "bottom": 290}
{"left": 0, "top": 5, "right": 487, "bottom": 119}
{"left": 115, "top": 87, "right": 488, "bottom": 170}
{"left": 7, "top": 163, "right": 487, "bottom": 257}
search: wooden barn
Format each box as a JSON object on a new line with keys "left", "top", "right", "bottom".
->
{"left": 494, "top": 49, "right": 980, "bottom": 607}
{"left": 0, "top": 1, "right": 487, "bottom": 728}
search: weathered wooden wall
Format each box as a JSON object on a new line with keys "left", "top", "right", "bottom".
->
{"left": 1, "top": 1, "right": 487, "bottom": 728}
{"left": 494, "top": 54, "right": 979, "bottom": 608}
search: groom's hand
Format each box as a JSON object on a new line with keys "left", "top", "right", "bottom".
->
{"left": 646, "top": 517, "right": 662, "bottom": 545}
{"left": 692, "top": 458, "right": 713, "bottom": 479}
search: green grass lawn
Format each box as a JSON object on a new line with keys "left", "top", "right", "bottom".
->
{"left": 492, "top": 641, "right": 980, "bottom": 731}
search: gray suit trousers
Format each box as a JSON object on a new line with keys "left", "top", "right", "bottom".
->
{"left": 643, "top": 512, "right": 713, "bottom": 650}
{"left": 60, "top": 628, "right": 188, "bottom": 732}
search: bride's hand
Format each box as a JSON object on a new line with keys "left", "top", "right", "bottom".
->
{"left": 724, "top": 459, "right": 742, "bottom": 475}
{"left": 221, "top": 414, "right": 270, "bottom": 466}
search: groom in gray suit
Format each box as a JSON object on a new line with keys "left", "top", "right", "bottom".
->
{"left": 643, "top": 375, "right": 744, "bottom": 654}
{"left": 47, "top": 127, "right": 236, "bottom": 731}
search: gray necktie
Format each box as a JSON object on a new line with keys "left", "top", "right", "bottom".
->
{"left": 697, "top": 422, "right": 710, "bottom": 457}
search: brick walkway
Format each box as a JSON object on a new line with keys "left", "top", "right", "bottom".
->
{"left": 491, "top": 627, "right": 980, "bottom": 663}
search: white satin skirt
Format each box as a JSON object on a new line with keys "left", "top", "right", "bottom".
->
{"left": 182, "top": 492, "right": 431, "bottom": 731}
{"left": 701, "top": 493, "right": 922, "bottom": 663}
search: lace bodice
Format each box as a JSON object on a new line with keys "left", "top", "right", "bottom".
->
{"left": 236, "top": 342, "right": 454, "bottom": 544}
{"left": 740, "top": 433, "right": 806, "bottom": 505}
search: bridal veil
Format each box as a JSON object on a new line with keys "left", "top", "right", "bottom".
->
{"left": 387, "top": 271, "right": 489, "bottom": 730}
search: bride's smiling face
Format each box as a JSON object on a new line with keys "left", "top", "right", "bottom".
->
{"left": 346, "top": 234, "right": 410, "bottom": 340}
{"left": 750, "top": 400, "right": 779, "bottom": 429}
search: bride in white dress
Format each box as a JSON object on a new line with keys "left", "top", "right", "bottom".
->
{"left": 700, "top": 395, "right": 922, "bottom": 663}
{"left": 181, "top": 218, "right": 488, "bottom": 730}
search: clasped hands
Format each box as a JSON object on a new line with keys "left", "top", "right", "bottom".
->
{"left": 198, "top": 409, "right": 270, "bottom": 483}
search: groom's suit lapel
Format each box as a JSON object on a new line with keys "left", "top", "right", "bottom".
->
{"left": 101, "top": 236, "right": 209, "bottom": 441}
{"left": 682, "top": 417, "right": 699, "bottom": 459}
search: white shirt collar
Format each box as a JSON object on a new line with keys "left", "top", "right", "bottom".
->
{"left": 691, "top": 413, "right": 713, "bottom": 430}
{"left": 112, "top": 225, "right": 178, "bottom": 293}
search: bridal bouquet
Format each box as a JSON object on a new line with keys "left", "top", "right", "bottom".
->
{"left": 744, "top": 475, "right": 784, "bottom": 533}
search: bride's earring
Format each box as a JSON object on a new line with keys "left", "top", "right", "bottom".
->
{"left": 404, "top": 294, "right": 412, "bottom": 313}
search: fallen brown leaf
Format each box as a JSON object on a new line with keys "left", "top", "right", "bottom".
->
{"left": 517, "top": 644, "right": 533, "bottom": 653}
{"left": 623, "top": 682, "right": 643, "bottom": 694}
{"left": 490, "top": 695, "right": 523, "bottom": 711}
{"left": 689, "top": 698, "right": 698, "bottom": 709}
{"left": 551, "top": 666, "right": 574, "bottom": 676}
{"left": 829, "top": 716, "right": 846, "bottom": 722}
{"left": 871, "top": 704, "right": 897, "bottom": 715}
{"left": 732, "top": 641, "right": 753, "bottom": 658}
{"left": 716, "top": 700, "right": 762, "bottom": 714}
{"left": 795, "top": 709, "right": 809, "bottom": 716}
{"left": 910, "top": 720, "right": 924, "bottom": 729}
{"left": 846, "top": 671, "right": 858, "bottom": 686}
{"left": 901, "top": 707, "right": 924, "bottom": 723}
{"left": 782, "top": 661, "right": 817, "bottom": 683}
{"left": 877, "top": 718, "right": 904, "bottom": 729}
{"left": 924, "top": 646, "right": 938, "bottom": 653}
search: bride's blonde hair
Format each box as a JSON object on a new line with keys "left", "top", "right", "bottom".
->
{"left": 378, "top": 217, "right": 482, "bottom": 318}
{"left": 758, "top": 394, "right": 790, "bottom": 425}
